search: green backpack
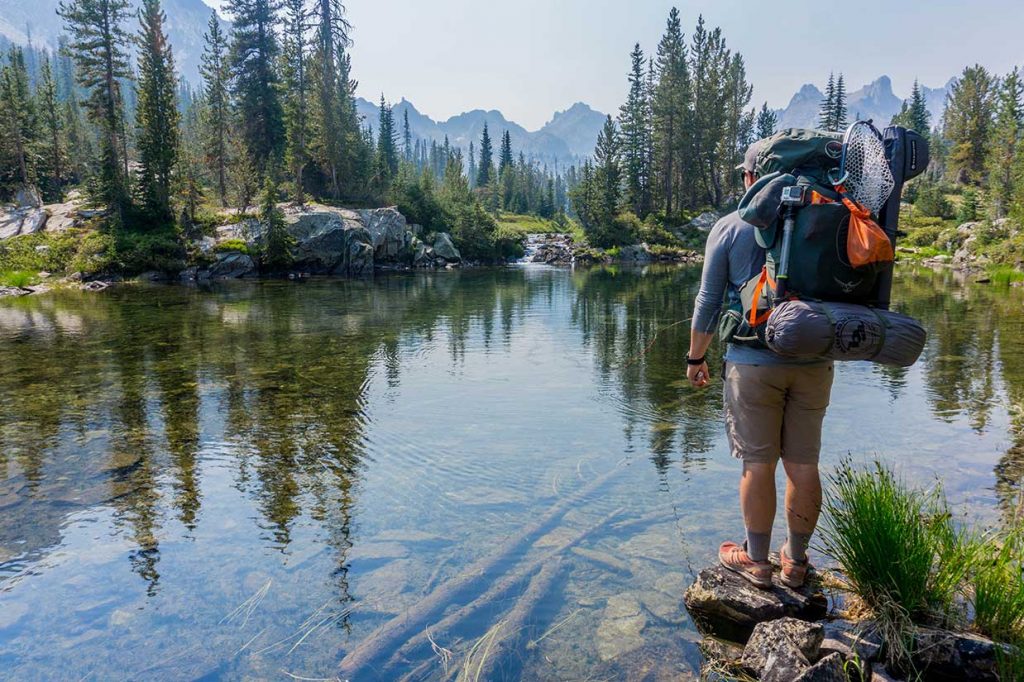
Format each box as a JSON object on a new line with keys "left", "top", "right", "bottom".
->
{"left": 721, "top": 129, "right": 891, "bottom": 346}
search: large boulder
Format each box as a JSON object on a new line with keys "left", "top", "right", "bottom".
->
{"left": 432, "top": 232, "right": 461, "bottom": 262}
{"left": 283, "top": 208, "right": 375, "bottom": 275}
{"left": 360, "top": 207, "right": 411, "bottom": 260}
{"left": 741, "top": 617, "right": 824, "bottom": 677}
{"left": 683, "top": 565, "right": 828, "bottom": 640}
{"left": 910, "top": 627, "right": 1005, "bottom": 682}
{"left": 207, "top": 251, "right": 256, "bottom": 279}
{"left": 15, "top": 185, "right": 42, "bottom": 209}
{"left": 616, "top": 244, "right": 653, "bottom": 262}
{"left": 0, "top": 206, "right": 49, "bottom": 239}
{"left": 688, "top": 211, "right": 721, "bottom": 232}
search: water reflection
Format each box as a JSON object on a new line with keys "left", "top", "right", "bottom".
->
{"left": 0, "top": 264, "right": 1020, "bottom": 679}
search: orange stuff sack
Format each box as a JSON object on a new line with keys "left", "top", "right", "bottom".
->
{"left": 843, "top": 197, "right": 894, "bottom": 268}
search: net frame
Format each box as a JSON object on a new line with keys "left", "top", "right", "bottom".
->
{"left": 831, "top": 121, "right": 895, "bottom": 216}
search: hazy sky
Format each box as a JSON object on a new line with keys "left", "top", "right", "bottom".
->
{"left": 209, "top": 0, "right": 1024, "bottom": 130}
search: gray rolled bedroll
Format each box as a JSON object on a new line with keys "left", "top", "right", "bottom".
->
{"left": 765, "top": 299, "right": 927, "bottom": 366}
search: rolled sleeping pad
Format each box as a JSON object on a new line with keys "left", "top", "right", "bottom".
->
{"left": 765, "top": 300, "right": 926, "bottom": 367}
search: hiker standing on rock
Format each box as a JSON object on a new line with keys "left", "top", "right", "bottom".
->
{"left": 685, "top": 140, "right": 832, "bottom": 590}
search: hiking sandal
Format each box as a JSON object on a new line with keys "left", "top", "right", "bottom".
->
{"left": 719, "top": 541, "right": 772, "bottom": 589}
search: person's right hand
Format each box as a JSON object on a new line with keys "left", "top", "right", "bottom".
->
{"left": 687, "top": 361, "right": 710, "bottom": 388}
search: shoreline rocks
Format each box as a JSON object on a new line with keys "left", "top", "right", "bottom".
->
{"left": 686, "top": 565, "right": 1010, "bottom": 682}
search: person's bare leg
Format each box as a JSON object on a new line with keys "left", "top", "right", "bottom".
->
{"left": 740, "top": 460, "right": 777, "bottom": 561}
{"left": 782, "top": 460, "right": 821, "bottom": 562}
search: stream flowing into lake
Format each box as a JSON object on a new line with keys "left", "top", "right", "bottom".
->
{"left": 0, "top": 264, "right": 1022, "bottom": 680}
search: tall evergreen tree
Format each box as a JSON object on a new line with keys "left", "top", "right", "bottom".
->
{"left": 281, "top": 0, "right": 310, "bottom": 203}
{"left": 467, "top": 140, "right": 476, "bottom": 189}
{"left": 58, "top": 0, "right": 133, "bottom": 218}
{"left": 402, "top": 108, "right": 412, "bottom": 161}
{"left": 756, "top": 101, "right": 777, "bottom": 139}
{"left": 690, "top": 16, "right": 730, "bottom": 206}
{"left": 226, "top": 0, "right": 284, "bottom": 173}
{"left": 720, "top": 52, "right": 752, "bottom": 200}
{"left": 594, "top": 114, "right": 621, "bottom": 218}
{"left": 892, "top": 79, "right": 931, "bottom": 137}
{"left": 651, "top": 7, "right": 689, "bottom": 215}
{"left": 476, "top": 123, "right": 494, "bottom": 187}
{"left": 944, "top": 64, "right": 996, "bottom": 184}
{"left": 0, "top": 48, "right": 37, "bottom": 189}
{"left": 135, "top": 0, "right": 180, "bottom": 222}
{"left": 834, "top": 73, "right": 848, "bottom": 130}
{"left": 200, "top": 12, "right": 230, "bottom": 206}
{"left": 36, "top": 56, "right": 65, "bottom": 198}
{"left": 374, "top": 94, "right": 398, "bottom": 189}
{"left": 310, "top": 0, "right": 351, "bottom": 197}
{"left": 818, "top": 72, "right": 836, "bottom": 130}
{"left": 986, "top": 68, "right": 1023, "bottom": 218}
{"left": 619, "top": 42, "right": 649, "bottom": 217}
{"left": 498, "top": 130, "right": 513, "bottom": 175}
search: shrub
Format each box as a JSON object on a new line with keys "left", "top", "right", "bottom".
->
{"left": 215, "top": 238, "right": 249, "bottom": 254}
{"left": 915, "top": 183, "right": 954, "bottom": 219}
{"left": 0, "top": 270, "right": 38, "bottom": 287}
{"left": 114, "top": 229, "right": 188, "bottom": 274}
{"left": 69, "top": 231, "right": 118, "bottom": 276}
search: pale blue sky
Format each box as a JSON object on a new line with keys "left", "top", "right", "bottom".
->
{"left": 210, "top": 0, "right": 1024, "bottom": 130}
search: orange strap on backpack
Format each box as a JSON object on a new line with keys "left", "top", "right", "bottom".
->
{"left": 748, "top": 265, "right": 777, "bottom": 326}
{"left": 842, "top": 197, "right": 894, "bottom": 268}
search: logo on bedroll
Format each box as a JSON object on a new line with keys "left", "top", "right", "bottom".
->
{"left": 826, "top": 141, "right": 843, "bottom": 159}
{"left": 835, "top": 319, "right": 882, "bottom": 353}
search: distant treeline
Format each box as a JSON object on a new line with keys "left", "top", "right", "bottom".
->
{"left": 0, "top": 0, "right": 572, "bottom": 264}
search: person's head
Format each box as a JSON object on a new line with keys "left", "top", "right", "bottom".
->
{"left": 737, "top": 140, "right": 764, "bottom": 190}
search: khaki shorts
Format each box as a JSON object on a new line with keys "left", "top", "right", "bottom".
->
{"left": 722, "top": 362, "right": 834, "bottom": 464}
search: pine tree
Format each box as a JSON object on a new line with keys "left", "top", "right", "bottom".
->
{"left": 58, "top": 0, "right": 133, "bottom": 218}
{"left": 227, "top": 0, "right": 285, "bottom": 173}
{"left": 374, "top": 94, "right": 398, "bottom": 190}
{"left": 720, "top": 52, "right": 752, "bottom": 201}
{"left": 651, "top": 7, "right": 689, "bottom": 215}
{"left": 944, "top": 64, "right": 996, "bottom": 184}
{"left": 818, "top": 72, "right": 836, "bottom": 130}
{"left": 619, "top": 43, "right": 649, "bottom": 217}
{"left": 756, "top": 102, "right": 777, "bottom": 139}
{"left": 986, "top": 68, "right": 1023, "bottom": 218}
{"left": 402, "top": 108, "right": 412, "bottom": 161}
{"left": 36, "top": 56, "right": 66, "bottom": 199}
{"left": 834, "top": 73, "right": 848, "bottom": 130}
{"left": 892, "top": 79, "right": 931, "bottom": 137}
{"left": 498, "top": 130, "right": 513, "bottom": 176}
{"left": 690, "top": 17, "right": 730, "bottom": 206}
{"left": 310, "top": 0, "right": 350, "bottom": 197}
{"left": 594, "top": 114, "right": 621, "bottom": 218}
{"left": 467, "top": 140, "right": 476, "bottom": 189}
{"left": 135, "top": 0, "right": 180, "bottom": 222}
{"left": 257, "top": 174, "right": 294, "bottom": 271}
{"left": 0, "top": 48, "right": 37, "bottom": 189}
{"left": 476, "top": 123, "right": 494, "bottom": 187}
{"left": 281, "top": 0, "right": 310, "bottom": 203}
{"left": 200, "top": 12, "right": 230, "bottom": 206}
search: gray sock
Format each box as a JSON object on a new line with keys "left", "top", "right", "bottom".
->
{"left": 787, "top": 530, "right": 813, "bottom": 562}
{"left": 746, "top": 530, "right": 771, "bottom": 563}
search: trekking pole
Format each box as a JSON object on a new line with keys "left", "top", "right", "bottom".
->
{"left": 774, "top": 185, "right": 808, "bottom": 300}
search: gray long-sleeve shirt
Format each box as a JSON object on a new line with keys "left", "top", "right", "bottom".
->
{"left": 692, "top": 211, "right": 825, "bottom": 366}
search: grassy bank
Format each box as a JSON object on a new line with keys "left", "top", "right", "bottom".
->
{"left": 819, "top": 460, "right": 1024, "bottom": 677}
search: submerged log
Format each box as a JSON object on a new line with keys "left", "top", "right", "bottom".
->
{"left": 385, "top": 507, "right": 623, "bottom": 674}
{"left": 450, "top": 558, "right": 565, "bottom": 682}
{"left": 338, "top": 466, "right": 620, "bottom": 677}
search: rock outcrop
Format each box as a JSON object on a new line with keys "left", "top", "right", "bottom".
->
{"left": 0, "top": 186, "right": 49, "bottom": 239}
{"left": 683, "top": 565, "right": 827, "bottom": 640}
{"left": 205, "top": 204, "right": 459, "bottom": 279}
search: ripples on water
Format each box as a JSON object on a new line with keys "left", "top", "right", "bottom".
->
{"left": 0, "top": 265, "right": 1021, "bottom": 680}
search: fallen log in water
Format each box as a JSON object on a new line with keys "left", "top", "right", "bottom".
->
{"left": 338, "top": 466, "right": 620, "bottom": 677}
{"left": 387, "top": 506, "right": 623, "bottom": 676}
{"left": 451, "top": 558, "right": 565, "bottom": 682}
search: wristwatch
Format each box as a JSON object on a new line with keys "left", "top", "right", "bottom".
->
{"left": 685, "top": 353, "right": 705, "bottom": 366}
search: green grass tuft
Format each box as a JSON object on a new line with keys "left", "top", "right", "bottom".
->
{"left": 0, "top": 270, "right": 38, "bottom": 287}
{"left": 987, "top": 265, "right": 1024, "bottom": 286}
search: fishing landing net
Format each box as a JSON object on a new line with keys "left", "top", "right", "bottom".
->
{"left": 837, "top": 121, "right": 895, "bottom": 216}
